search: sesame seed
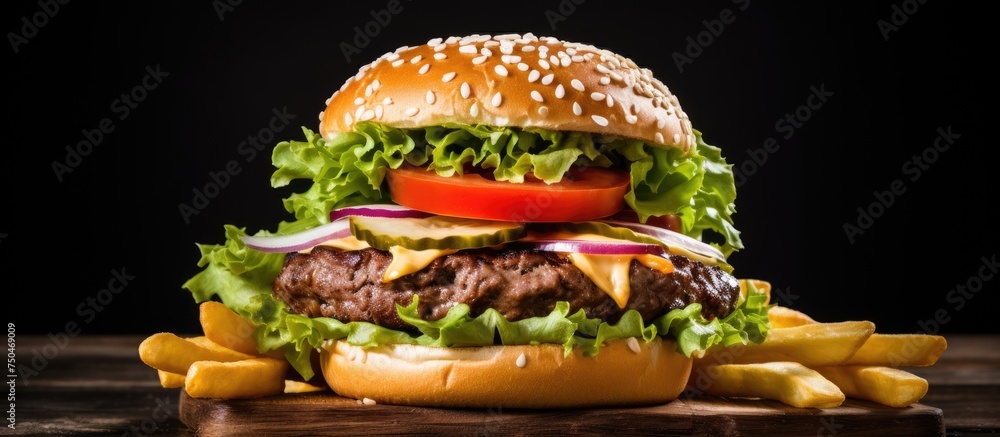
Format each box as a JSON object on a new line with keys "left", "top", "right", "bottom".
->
{"left": 516, "top": 353, "right": 526, "bottom": 368}
{"left": 481, "top": 47, "right": 493, "bottom": 57}
{"left": 572, "top": 55, "right": 584, "bottom": 63}
{"left": 419, "top": 64, "right": 430, "bottom": 74}
{"left": 560, "top": 57, "right": 571, "bottom": 67}
{"left": 344, "top": 113, "right": 352, "bottom": 125}
{"left": 459, "top": 45, "right": 477, "bottom": 54}
{"left": 426, "top": 91, "right": 435, "bottom": 104}
{"left": 674, "top": 133, "right": 681, "bottom": 144}
{"left": 610, "top": 72, "right": 623, "bottom": 82}
{"left": 445, "top": 36, "right": 459, "bottom": 44}
{"left": 538, "top": 106, "right": 549, "bottom": 117}
{"left": 501, "top": 55, "right": 521, "bottom": 64}
{"left": 626, "top": 114, "right": 638, "bottom": 124}
{"left": 592, "top": 115, "right": 608, "bottom": 126}
{"left": 494, "top": 65, "right": 508, "bottom": 77}
{"left": 360, "top": 109, "right": 375, "bottom": 121}
{"left": 372, "top": 79, "right": 381, "bottom": 91}
{"left": 538, "top": 59, "right": 550, "bottom": 70}
{"left": 364, "top": 84, "right": 373, "bottom": 97}
{"left": 571, "top": 79, "right": 585, "bottom": 92}
{"left": 484, "top": 41, "right": 499, "bottom": 48}
{"left": 427, "top": 37, "right": 443, "bottom": 46}
{"left": 434, "top": 53, "right": 447, "bottom": 60}
{"left": 530, "top": 90, "right": 543, "bottom": 103}
{"left": 541, "top": 74, "right": 554, "bottom": 85}
{"left": 442, "top": 72, "right": 456, "bottom": 82}
{"left": 606, "top": 95, "right": 614, "bottom": 107}
{"left": 492, "top": 92, "right": 502, "bottom": 107}
{"left": 590, "top": 92, "right": 605, "bottom": 101}
{"left": 470, "top": 102, "right": 479, "bottom": 117}
{"left": 549, "top": 55, "right": 559, "bottom": 65}
{"left": 404, "top": 107, "right": 419, "bottom": 117}
{"left": 383, "top": 97, "right": 392, "bottom": 105}
{"left": 318, "top": 111, "right": 324, "bottom": 121}
{"left": 521, "top": 45, "right": 536, "bottom": 52}
{"left": 375, "top": 105, "right": 383, "bottom": 119}
{"left": 555, "top": 84, "right": 565, "bottom": 99}
{"left": 461, "top": 82, "right": 471, "bottom": 99}
{"left": 600, "top": 76, "right": 611, "bottom": 85}
{"left": 655, "top": 132, "right": 665, "bottom": 143}
{"left": 391, "top": 59, "right": 404, "bottom": 67}
{"left": 386, "top": 53, "right": 400, "bottom": 61}
{"left": 517, "top": 62, "right": 529, "bottom": 72}
{"left": 573, "top": 102, "right": 582, "bottom": 116}
{"left": 354, "top": 97, "right": 365, "bottom": 105}
{"left": 325, "top": 97, "right": 332, "bottom": 105}
{"left": 528, "top": 70, "right": 540, "bottom": 83}
{"left": 656, "top": 117, "right": 667, "bottom": 129}
{"left": 410, "top": 55, "right": 423, "bottom": 64}
{"left": 596, "top": 64, "right": 611, "bottom": 74}
{"left": 472, "top": 56, "right": 487, "bottom": 65}
{"left": 627, "top": 337, "right": 641, "bottom": 354}
{"left": 355, "top": 106, "right": 364, "bottom": 118}
{"left": 362, "top": 398, "right": 377, "bottom": 406}
{"left": 433, "top": 43, "right": 446, "bottom": 52}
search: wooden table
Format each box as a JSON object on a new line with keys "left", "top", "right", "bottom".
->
{"left": 10, "top": 334, "right": 999, "bottom": 436}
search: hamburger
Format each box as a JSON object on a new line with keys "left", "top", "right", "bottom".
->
{"left": 182, "top": 33, "right": 770, "bottom": 409}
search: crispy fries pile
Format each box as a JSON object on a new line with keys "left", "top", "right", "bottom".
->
{"left": 688, "top": 280, "right": 947, "bottom": 409}
{"left": 138, "top": 301, "right": 327, "bottom": 399}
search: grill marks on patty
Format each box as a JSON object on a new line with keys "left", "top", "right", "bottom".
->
{"left": 272, "top": 247, "right": 741, "bottom": 330}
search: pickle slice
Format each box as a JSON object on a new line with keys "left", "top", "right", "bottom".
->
{"left": 350, "top": 216, "right": 527, "bottom": 251}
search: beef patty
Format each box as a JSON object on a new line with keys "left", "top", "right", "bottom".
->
{"left": 272, "top": 246, "right": 740, "bottom": 330}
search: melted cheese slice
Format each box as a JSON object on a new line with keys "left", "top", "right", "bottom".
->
{"left": 535, "top": 231, "right": 675, "bottom": 308}
{"left": 310, "top": 236, "right": 456, "bottom": 283}
{"left": 384, "top": 246, "right": 457, "bottom": 282}
{"left": 308, "top": 230, "right": 688, "bottom": 307}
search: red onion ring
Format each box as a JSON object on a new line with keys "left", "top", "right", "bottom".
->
{"left": 329, "top": 204, "right": 432, "bottom": 222}
{"left": 527, "top": 239, "right": 666, "bottom": 256}
{"left": 241, "top": 221, "right": 352, "bottom": 253}
{"left": 598, "top": 220, "right": 725, "bottom": 261}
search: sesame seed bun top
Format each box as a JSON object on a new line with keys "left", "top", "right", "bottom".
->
{"left": 319, "top": 33, "right": 696, "bottom": 151}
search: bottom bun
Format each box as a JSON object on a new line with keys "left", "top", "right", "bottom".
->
{"left": 319, "top": 337, "right": 692, "bottom": 409}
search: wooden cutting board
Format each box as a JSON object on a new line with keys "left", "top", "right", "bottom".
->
{"left": 179, "top": 390, "right": 943, "bottom": 436}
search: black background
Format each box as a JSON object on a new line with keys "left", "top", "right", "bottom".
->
{"left": 4, "top": 1, "right": 995, "bottom": 336}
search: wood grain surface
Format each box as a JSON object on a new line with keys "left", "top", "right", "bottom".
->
{"left": 179, "top": 390, "right": 944, "bottom": 436}
{"left": 12, "top": 334, "right": 1000, "bottom": 436}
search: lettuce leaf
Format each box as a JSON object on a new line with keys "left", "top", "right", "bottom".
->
{"left": 271, "top": 123, "right": 742, "bottom": 256}
{"left": 182, "top": 226, "right": 769, "bottom": 380}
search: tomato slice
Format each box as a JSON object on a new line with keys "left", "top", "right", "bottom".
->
{"left": 385, "top": 165, "right": 630, "bottom": 222}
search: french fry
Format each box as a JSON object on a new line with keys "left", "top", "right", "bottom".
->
{"left": 767, "top": 305, "right": 818, "bottom": 328}
{"left": 813, "top": 366, "right": 929, "bottom": 407}
{"left": 199, "top": 301, "right": 265, "bottom": 356}
{"left": 693, "top": 362, "right": 845, "bottom": 408}
{"left": 185, "top": 357, "right": 288, "bottom": 399}
{"left": 843, "top": 334, "right": 947, "bottom": 367}
{"left": 701, "top": 321, "right": 875, "bottom": 367}
{"left": 284, "top": 379, "right": 328, "bottom": 394}
{"left": 138, "top": 332, "right": 256, "bottom": 375}
{"left": 157, "top": 370, "right": 185, "bottom": 388}
{"left": 738, "top": 279, "right": 771, "bottom": 304}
